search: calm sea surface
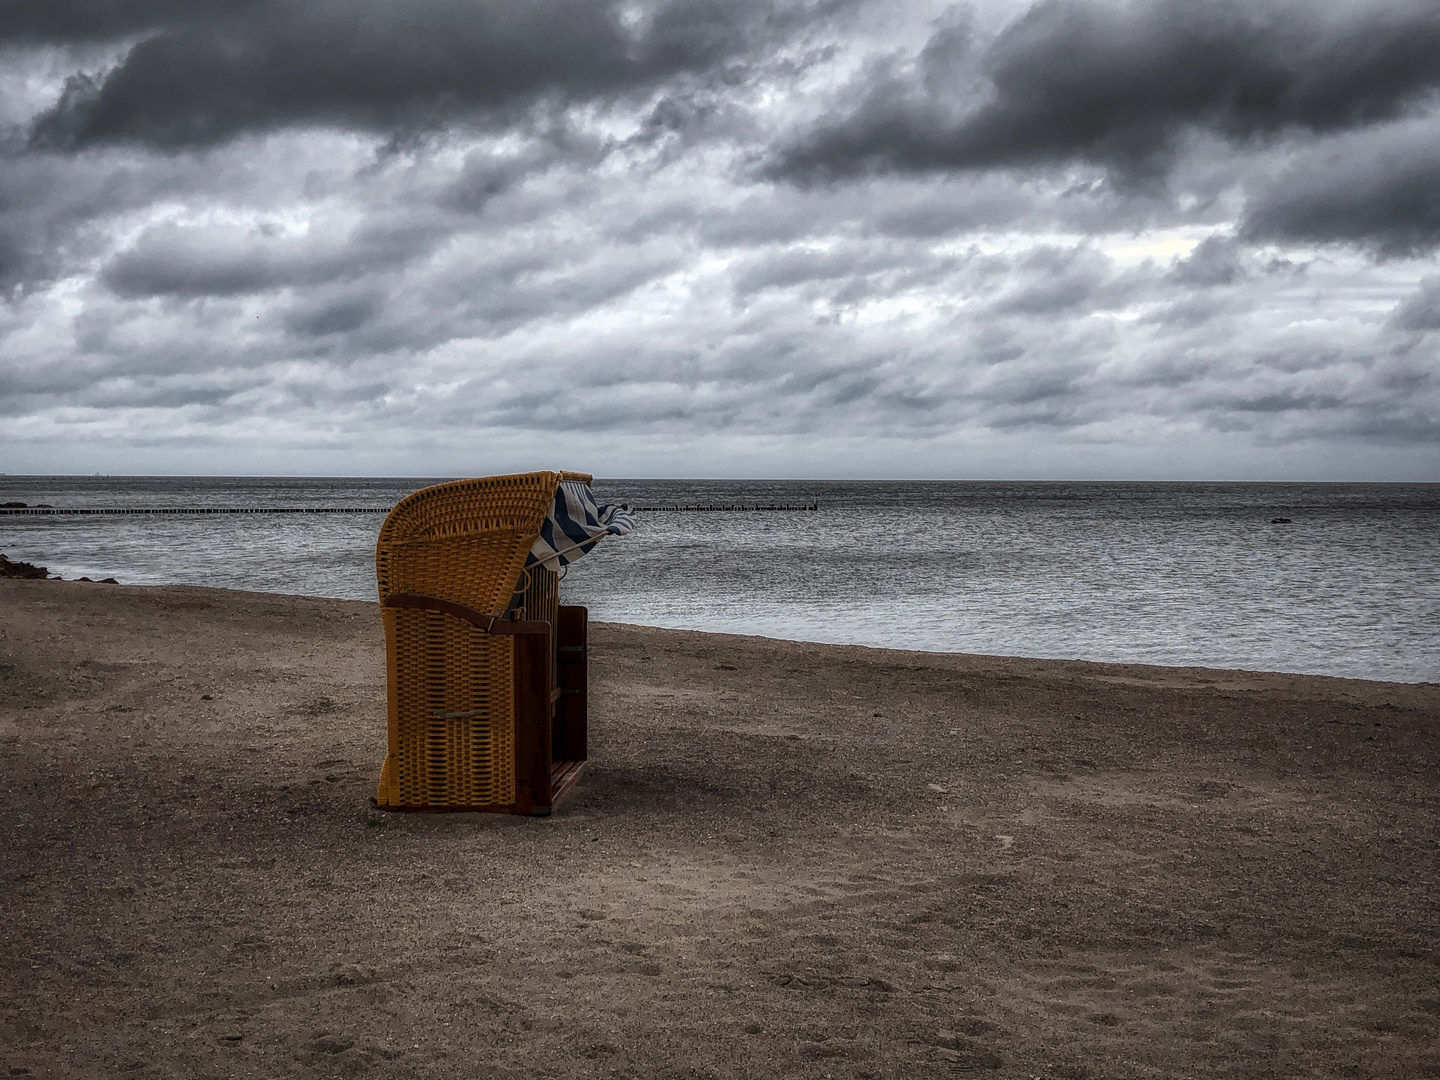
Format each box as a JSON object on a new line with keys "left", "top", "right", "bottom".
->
{"left": 3, "top": 477, "right": 1437, "bottom": 683}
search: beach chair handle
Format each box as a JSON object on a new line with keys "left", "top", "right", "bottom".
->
{"left": 382, "top": 593, "right": 550, "bottom": 635}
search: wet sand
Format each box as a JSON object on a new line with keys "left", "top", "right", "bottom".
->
{"left": 2, "top": 579, "right": 1437, "bottom": 1079}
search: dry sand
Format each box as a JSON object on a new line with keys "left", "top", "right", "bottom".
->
{"left": 1, "top": 579, "right": 1437, "bottom": 1079}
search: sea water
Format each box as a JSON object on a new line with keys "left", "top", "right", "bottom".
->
{"left": 3, "top": 476, "right": 1437, "bottom": 683}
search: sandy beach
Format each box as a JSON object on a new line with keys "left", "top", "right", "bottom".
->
{"left": 2, "top": 578, "right": 1437, "bottom": 1079}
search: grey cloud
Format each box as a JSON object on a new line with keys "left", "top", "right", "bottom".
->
{"left": 866, "top": 183, "right": 1035, "bottom": 239}
{"left": 622, "top": 174, "right": 1062, "bottom": 254}
{"left": 100, "top": 214, "right": 447, "bottom": 298}
{"left": 283, "top": 293, "right": 382, "bottom": 338}
{"left": 80, "top": 377, "right": 262, "bottom": 412}
{"left": 251, "top": 226, "right": 689, "bottom": 358}
{"left": 0, "top": 154, "right": 149, "bottom": 293}
{"left": 1241, "top": 125, "right": 1440, "bottom": 256}
{"left": 451, "top": 248, "right": 684, "bottom": 336}
{"left": 725, "top": 237, "right": 1150, "bottom": 331}
{"left": 1144, "top": 292, "right": 1242, "bottom": 329}
{"left": 1194, "top": 369, "right": 1440, "bottom": 445}
{"left": 0, "top": 1, "right": 250, "bottom": 45}
{"left": 101, "top": 225, "right": 330, "bottom": 297}
{"left": 1208, "top": 387, "right": 1355, "bottom": 416}
{"left": 772, "top": 0, "right": 1440, "bottom": 183}
{"left": 0, "top": 324, "right": 273, "bottom": 409}
{"left": 0, "top": 134, "right": 384, "bottom": 294}
{"left": 991, "top": 246, "right": 1116, "bottom": 315}
{"left": 438, "top": 146, "right": 568, "bottom": 214}
{"left": 25, "top": 0, "right": 841, "bottom": 151}
{"left": 729, "top": 240, "right": 951, "bottom": 297}
{"left": 1391, "top": 277, "right": 1440, "bottom": 332}
{"left": 1169, "top": 236, "right": 1246, "bottom": 287}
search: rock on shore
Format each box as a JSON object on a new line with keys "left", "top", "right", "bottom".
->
{"left": 0, "top": 552, "right": 51, "bottom": 579}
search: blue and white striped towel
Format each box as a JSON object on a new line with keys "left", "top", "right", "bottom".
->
{"left": 527, "top": 481, "right": 635, "bottom": 571}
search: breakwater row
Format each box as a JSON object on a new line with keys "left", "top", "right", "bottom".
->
{"left": 2, "top": 503, "right": 819, "bottom": 515}
{"left": 627, "top": 504, "right": 819, "bottom": 512}
{"left": 0, "top": 506, "right": 392, "bottom": 515}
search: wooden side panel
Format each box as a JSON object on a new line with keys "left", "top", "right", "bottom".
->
{"left": 512, "top": 629, "right": 554, "bottom": 814}
{"left": 508, "top": 565, "right": 559, "bottom": 674}
{"left": 555, "top": 606, "right": 588, "bottom": 765}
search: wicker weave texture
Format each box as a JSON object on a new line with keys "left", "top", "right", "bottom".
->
{"left": 382, "top": 607, "right": 516, "bottom": 806}
{"left": 376, "top": 472, "right": 563, "bottom": 616}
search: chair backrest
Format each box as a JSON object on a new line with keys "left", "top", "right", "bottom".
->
{"left": 375, "top": 471, "right": 592, "bottom": 616}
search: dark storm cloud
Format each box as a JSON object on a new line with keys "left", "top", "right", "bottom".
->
{"left": 1241, "top": 126, "right": 1440, "bottom": 257}
{"left": 437, "top": 143, "right": 576, "bottom": 214}
{"left": 101, "top": 227, "right": 337, "bottom": 298}
{"left": 0, "top": 159, "right": 88, "bottom": 292}
{"left": 0, "top": 152, "right": 186, "bottom": 293}
{"left": 23, "top": 0, "right": 842, "bottom": 150}
{"left": 772, "top": 0, "right": 1440, "bottom": 183}
{"left": 282, "top": 292, "right": 382, "bottom": 338}
{"left": 1391, "top": 278, "right": 1440, "bottom": 333}
{"left": 0, "top": 0, "right": 238, "bottom": 44}
{"left": 1169, "top": 236, "right": 1246, "bottom": 287}
{"left": 99, "top": 216, "right": 446, "bottom": 298}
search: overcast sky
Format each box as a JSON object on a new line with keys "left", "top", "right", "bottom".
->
{"left": 2, "top": 0, "right": 1438, "bottom": 479}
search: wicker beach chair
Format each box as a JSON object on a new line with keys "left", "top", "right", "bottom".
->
{"left": 374, "top": 471, "right": 595, "bottom": 814}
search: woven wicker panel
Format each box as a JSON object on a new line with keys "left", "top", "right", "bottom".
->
{"left": 376, "top": 472, "right": 563, "bottom": 616}
{"left": 385, "top": 606, "right": 516, "bottom": 807}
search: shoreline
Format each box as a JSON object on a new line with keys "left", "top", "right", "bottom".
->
{"left": 3, "top": 579, "right": 1437, "bottom": 1078}
{"left": 5, "top": 573, "right": 1434, "bottom": 689}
